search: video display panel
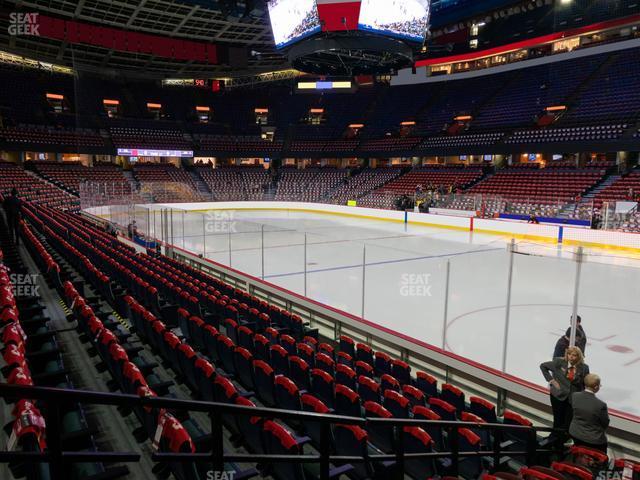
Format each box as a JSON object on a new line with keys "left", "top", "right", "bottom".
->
{"left": 358, "top": 0, "right": 430, "bottom": 42}
{"left": 267, "top": 0, "right": 321, "bottom": 49}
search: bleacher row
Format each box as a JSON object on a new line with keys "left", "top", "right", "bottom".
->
{"left": 0, "top": 163, "right": 78, "bottom": 211}
{"left": 8, "top": 200, "right": 640, "bottom": 480}
{"left": 0, "top": 217, "right": 130, "bottom": 480}
{"left": 275, "top": 168, "right": 349, "bottom": 203}
{"left": 0, "top": 123, "right": 635, "bottom": 154}
{"left": 27, "top": 161, "right": 131, "bottom": 196}
{"left": 1, "top": 48, "right": 640, "bottom": 153}
{"left": 196, "top": 165, "right": 269, "bottom": 201}
{"left": 2, "top": 159, "right": 640, "bottom": 230}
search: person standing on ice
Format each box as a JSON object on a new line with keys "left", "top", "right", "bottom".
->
{"left": 540, "top": 346, "right": 589, "bottom": 445}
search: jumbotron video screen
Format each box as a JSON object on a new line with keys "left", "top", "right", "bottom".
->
{"left": 358, "top": 0, "right": 431, "bottom": 42}
{"left": 267, "top": 0, "right": 321, "bottom": 49}
{"left": 267, "top": 0, "right": 431, "bottom": 49}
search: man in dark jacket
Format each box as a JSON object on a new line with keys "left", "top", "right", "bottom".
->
{"left": 3, "top": 188, "right": 22, "bottom": 246}
{"left": 553, "top": 315, "right": 587, "bottom": 358}
{"left": 569, "top": 373, "right": 609, "bottom": 452}
{"left": 565, "top": 315, "right": 587, "bottom": 355}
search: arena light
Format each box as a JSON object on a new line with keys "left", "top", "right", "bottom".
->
{"left": 147, "top": 103, "right": 162, "bottom": 109}
{"left": 401, "top": 121, "right": 416, "bottom": 126}
{"left": 103, "top": 99, "right": 120, "bottom": 105}
{"left": 349, "top": 123, "right": 364, "bottom": 128}
{"left": 546, "top": 105, "right": 567, "bottom": 112}
{"left": 46, "top": 93, "right": 64, "bottom": 100}
{"left": 254, "top": 108, "right": 269, "bottom": 113}
{"left": 297, "top": 80, "right": 352, "bottom": 90}
{"left": 196, "top": 106, "right": 211, "bottom": 112}
{"left": 298, "top": 81, "right": 317, "bottom": 90}
{"left": 310, "top": 108, "right": 325, "bottom": 113}
{"left": 454, "top": 115, "right": 472, "bottom": 121}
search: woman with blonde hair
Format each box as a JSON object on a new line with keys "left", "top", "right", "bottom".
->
{"left": 540, "top": 346, "right": 589, "bottom": 444}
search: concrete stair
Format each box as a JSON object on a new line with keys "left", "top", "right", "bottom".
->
{"left": 123, "top": 170, "right": 138, "bottom": 190}
{"left": 189, "top": 170, "right": 211, "bottom": 195}
{"left": 582, "top": 174, "right": 620, "bottom": 202}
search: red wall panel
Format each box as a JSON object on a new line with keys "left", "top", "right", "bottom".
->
{"left": 317, "top": 0, "right": 362, "bottom": 32}
{"left": 34, "top": 15, "right": 218, "bottom": 64}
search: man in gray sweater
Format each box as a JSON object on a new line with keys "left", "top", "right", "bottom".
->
{"left": 569, "top": 373, "right": 609, "bottom": 453}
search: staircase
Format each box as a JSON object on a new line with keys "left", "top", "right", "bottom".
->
{"left": 621, "top": 121, "right": 640, "bottom": 140}
{"left": 123, "top": 170, "right": 138, "bottom": 190}
{"left": 263, "top": 185, "right": 276, "bottom": 201}
{"left": 24, "top": 170, "right": 74, "bottom": 195}
{"left": 561, "top": 53, "right": 618, "bottom": 113}
{"left": 557, "top": 203, "right": 578, "bottom": 218}
{"left": 581, "top": 174, "right": 620, "bottom": 204}
{"left": 188, "top": 170, "right": 211, "bottom": 195}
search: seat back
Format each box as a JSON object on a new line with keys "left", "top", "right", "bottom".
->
{"left": 412, "top": 406, "right": 445, "bottom": 450}
{"left": 274, "top": 375, "right": 301, "bottom": 412}
{"left": 380, "top": 374, "right": 400, "bottom": 392}
{"left": 233, "top": 346, "right": 255, "bottom": 391}
{"left": 502, "top": 410, "right": 533, "bottom": 455}
{"left": 428, "top": 398, "right": 457, "bottom": 421}
{"left": 234, "top": 395, "right": 264, "bottom": 453}
{"left": 310, "top": 368, "right": 335, "bottom": 407}
{"left": 315, "top": 352, "right": 335, "bottom": 376}
{"left": 300, "top": 394, "right": 330, "bottom": 447}
{"left": 383, "top": 389, "right": 410, "bottom": 418}
{"left": 355, "top": 343, "right": 373, "bottom": 365}
{"left": 470, "top": 396, "right": 497, "bottom": 423}
{"left": 215, "top": 334, "right": 237, "bottom": 375}
{"left": 390, "top": 359, "right": 411, "bottom": 384}
{"left": 374, "top": 351, "right": 391, "bottom": 376}
{"left": 335, "top": 364, "right": 357, "bottom": 390}
{"left": 458, "top": 428, "right": 483, "bottom": 479}
{"left": 270, "top": 344, "right": 290, "bottom": 376}
{"left": 253, "top": 359, "right": 276, "bottom": 406}
{"left": 357, "top": 375, "right": 381, "bottom": 403}
{"left": 335, "top": 384, "right": 361, "bottom": 417}
{"left": 441, "top": 383, "right": 465, "bottom": 414}
{"left": 402, "top": 384, "right": 426, "bottom": 408}
{"left": 289, "top": 355, "right": 311, "bottom": 391}
{"left": 262, "top": 421, "right": 304, "bottom": 480}
{"left": 363, "top": 401, "right": 394, "bottom": 453}
{"left": 339, "top": 335, "right": 355, "bottom": 357}
{"left": 416, "top": 371, "right": 438, "bottom": 399}
{"left": 334, "top": 424, "right": 371, "bottom": 479}
{"left": 404, "top": 426, "right": 438, "bottom": 479}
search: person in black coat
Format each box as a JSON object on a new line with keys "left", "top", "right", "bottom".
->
{"left": 553, "top": 316, "right": 587, "bottom": 358}
{"left": 565, "top": 316, "right": 587, "bottom": 355}
{"left": 540, "top": 346, "right": 589, "bottom": 443}
{"left": 3, "top": 188, "right": 22, "bottom": 246}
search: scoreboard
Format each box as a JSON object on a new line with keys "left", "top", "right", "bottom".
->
{"left": 267, "top": 0, "right": 431, "bottom": 48}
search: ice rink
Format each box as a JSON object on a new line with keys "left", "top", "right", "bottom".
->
{"left": 141, "top": 206, "right": 640, "bottom": 416}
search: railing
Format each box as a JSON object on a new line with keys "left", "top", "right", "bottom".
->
{"left": 0, "top": 383, "right": 557, "bottom": 480}
{"left": 79, "top": 201, "right": 640, "bottom": 456}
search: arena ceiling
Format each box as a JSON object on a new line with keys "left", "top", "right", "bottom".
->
{"left": 0, "top": 0, "right": 288, "bottom": 78}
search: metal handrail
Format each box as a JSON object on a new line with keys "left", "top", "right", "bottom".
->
{"left": 0, "top": 383, "right": 557, "bottom": 480}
